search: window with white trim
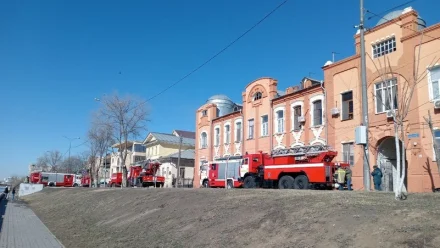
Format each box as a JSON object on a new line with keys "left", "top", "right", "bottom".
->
{"left": 202, "top": 110, "right": 207, "bottom": 117}
{"left": 293, "top": 105, "right": 301, "bottom": 131}
{"left": 235, "top": 121, "right": 242, "bottom": 142}
{"left": 372, "top": 37, "right": 396, "bottom": 58}
{"left": 312, "top": 100, "right": 323, "bottom": 126}
{"left": 253, "top": 92, "right": 262, "bottom": 101}
{"left": 428, "top": 66, "right": 440, "bottom": 101}
{"left": 248, "top": 119, "right": 254, "bottom": 139}
{"left": 375, "top": 79, "right": 397, "bottom": 113}
{"left": 341, "top": 91, "right": 354, "bottom": 120}
{"left": 433, "top": 130, "right": 440, "bottom": 160}
{"left": 224, "top": 125, "right": 230, "bottom": 144}
{"left": 276, "top": 110, "right": 284, "bottom": 133}
{"left": 214, "top": 127, "right": 220, "bottom": 146}
{"left": 200, "top": 132, "right": 207, "bottom": 149}
{"left": 342, "top": 143, "right": 354, "bottom": 165}
{"left": 261, "top": 115, "right": 268, "bottom": 136}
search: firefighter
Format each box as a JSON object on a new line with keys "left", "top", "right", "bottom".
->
{"left": 335, "top": 165, "right": 346, "bottom": 190}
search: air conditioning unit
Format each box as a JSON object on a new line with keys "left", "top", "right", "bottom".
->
{"left": 297, "top": 116, "right": 306, "bottom": 122}
{"left": 434, "top": 100, "right": 440, "bottom": 109}
{"left": 386, "top": 110, "right": 395, "bottom": 118}
{"left": 331, "top": 107, "right": 340, "bottom": 116}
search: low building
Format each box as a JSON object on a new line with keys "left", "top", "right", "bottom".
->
{"left": 110, "top": 141, "right": 146, "bottom": 174}
{"left": 143, "top": 130, "right": 195, "bottom": 187}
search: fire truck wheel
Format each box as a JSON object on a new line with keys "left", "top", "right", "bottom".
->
{"left": 243, "top": 176, "right": 256, "bottom": 188}
{"left": 293, "top": 175, "right": 309, "bottom": 189}
{"left": 278, "top": 175, "right": 294, "bottom": 189}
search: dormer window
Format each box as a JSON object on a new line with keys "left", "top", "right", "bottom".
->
{"left": 372, "top": 37, "right": 396, "bottom": 58}
{"left": 253, "top": 92, "right": 262, "bottom": 101}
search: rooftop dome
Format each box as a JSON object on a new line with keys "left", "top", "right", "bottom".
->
{"left": 206, "top": 94, "right": 233, "bottom": 103}
{"left": 375, "top": 7, "right": 426, "bottom": 30}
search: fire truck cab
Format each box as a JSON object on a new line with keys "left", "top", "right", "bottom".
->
{"left": 240, "top": 145, "right": 349, "bottom": 190}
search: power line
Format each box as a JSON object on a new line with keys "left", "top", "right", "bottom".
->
{"left": 143, "top": 0, "right": 288, "bottom": 103}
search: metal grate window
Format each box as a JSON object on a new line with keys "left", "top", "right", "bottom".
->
{"left": 372, "top": 37, "right": 396, "bottom": 58}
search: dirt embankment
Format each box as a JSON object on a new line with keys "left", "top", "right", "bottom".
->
{"left": 23, "top": 188, "right": 440, "bottom": 248}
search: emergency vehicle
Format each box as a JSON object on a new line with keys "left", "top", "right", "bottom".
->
{"left": 206, "top": 144, "right": 349, "bottom": 190}
{"left": 240, "top": 145, "right": 349, "bottom": 189}
{"left": 29, "top": 171, "right": 77, "bottom": 187}
{"left": 206, "top": 156, "right": 243, "bottom": 189}
{"left": 108, "top": 160, "right": 165, "bottom": 188}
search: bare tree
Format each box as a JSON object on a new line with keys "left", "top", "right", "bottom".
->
{"left": 424, "top": 110, "right": 440, "bottom": 176}
{"left": 35, "top": 150, "right": 63, "bottom": 172}
{"left": 60, "top": 155, "right": 87, "bottom": 174}
{"left": 34, "top": 156, "right": 50, "bottom": 172}
{"left": 368, "top": 32, "right": 438, "bottom": 200}
{"left": 97, "top": 93, "right": 149, "bottom": 187}
{"left": 88, "top": 120, "right": 114, "bottom": 187}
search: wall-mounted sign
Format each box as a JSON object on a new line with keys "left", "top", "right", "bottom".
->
{"left": 408, "top": 133, "right": 419, "bottom": 139}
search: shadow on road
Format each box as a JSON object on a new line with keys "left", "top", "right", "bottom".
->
{"left": 0, "top": 194, "right": 6, "bottom": 233}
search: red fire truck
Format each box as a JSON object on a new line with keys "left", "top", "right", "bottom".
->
{"left": 207, "top": 145, "right": 349, "bottom": 190}
{"left": 108, "top": 160, "right": 165, "bottom": 188}
{"left": 240, "top": 145, "right": 349, "bottom": 189}
{"left": 206, "top": 156, "right": 243, "bottom": 189}
{"left": 29, "top": 171, "right": 77, "bottom": 187}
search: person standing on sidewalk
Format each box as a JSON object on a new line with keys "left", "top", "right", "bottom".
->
{"left": 11, "top": 187, "right": 16, "bottom": 201}
{"left": 3, "top": 187, "right": 9, "bottom": 200}
{"left": 345, "top": 166, "right": 353, "bottom": 191}
{"left": 371, "top": 165, "right": 383, "bottom": 191}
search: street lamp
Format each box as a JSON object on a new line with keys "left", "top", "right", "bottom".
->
{"left": 63, "top": 136, "right": 80, "bottom": 172}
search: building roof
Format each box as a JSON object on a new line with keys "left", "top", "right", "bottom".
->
{"left": 375, "top": 7, "right": 426, "bottom": 29}
{"left": 206, "top": 94, "right": 233, "bottom": 103}
{"left": 172, "top": 130, "right": 196, "bottom": 139}
{"left": 144, "top": 132, "right": 195, "bottom": 147}
{"left": 162, "top": 149, "right": 195, "bottom": 160}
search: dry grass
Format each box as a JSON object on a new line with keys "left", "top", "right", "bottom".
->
{"left": 23, "top": 188, "right": 440, "bottom": 248}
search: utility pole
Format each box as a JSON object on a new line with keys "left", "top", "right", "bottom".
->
{"left": 359, "top": 0, "right": 371, "bottom": 191}
{"left": 63, "top": 136, "right": 80, "bottom": 172}
{"left": 176, "top": 136, "right": 183, "bottom": 188}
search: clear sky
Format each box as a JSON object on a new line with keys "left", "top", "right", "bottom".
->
{"left": 1, "top": 0, "right": 439, "bottom": 179}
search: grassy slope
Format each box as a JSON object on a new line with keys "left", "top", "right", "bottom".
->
{"left": 23, "top": 188, "right": 440, "bottom": 248}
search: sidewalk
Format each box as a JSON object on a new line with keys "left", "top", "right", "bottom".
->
{"left": 0, "top": 198, "right": 64, "bottom": 248}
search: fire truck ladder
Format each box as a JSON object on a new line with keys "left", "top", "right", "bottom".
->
{"left": 271, "top": 144, "right": 334, "bottom": 157}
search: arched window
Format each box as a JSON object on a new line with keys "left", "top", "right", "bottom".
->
{"left": 200, "top": 132, "right": 208, "bottom": 149}
{"left": 253, "top": 92, "right": 262, "bottom": 101}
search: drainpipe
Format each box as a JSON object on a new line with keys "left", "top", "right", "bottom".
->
{"left": 240, "top": 108, "right": 244, "bottom": 155}
{"left": 320, "top": 80, "right": 328, "bottom": 145}
{"left": 270, "top": 100, "right": 273, "bottom": 152}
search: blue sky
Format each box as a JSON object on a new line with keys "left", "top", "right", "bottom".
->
{"left": 0, "top": 0, "right": 439, "bottom": 179}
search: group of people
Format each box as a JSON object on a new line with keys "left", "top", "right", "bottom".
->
{"left": 3, "top": 186, "right": 16, "bottom": 200}
{"left": 334, "top": 164, "right": 383, "bottom": 191}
